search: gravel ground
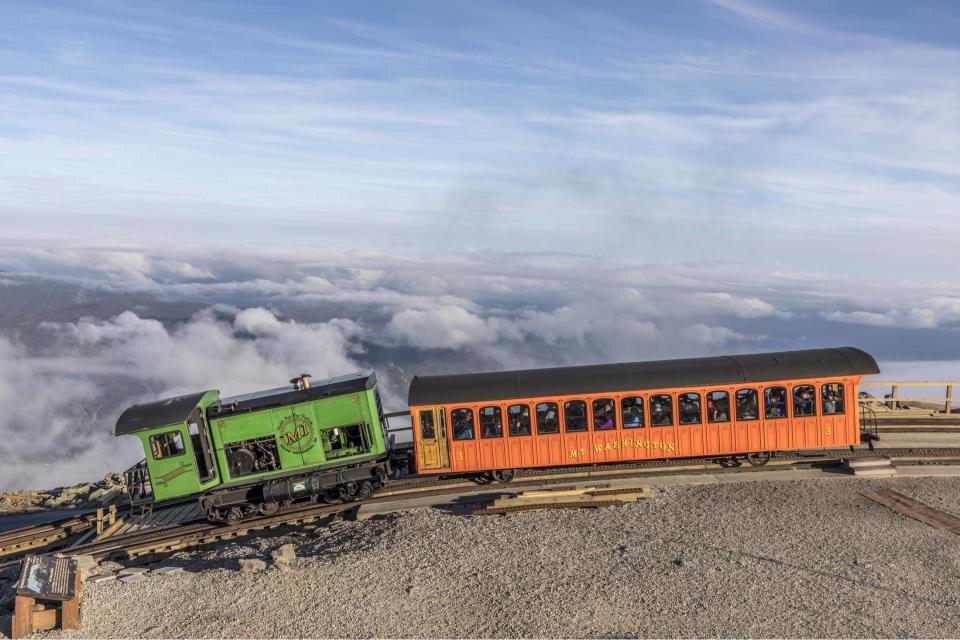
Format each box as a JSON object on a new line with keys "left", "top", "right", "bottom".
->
{"left": 10, "top": 476, "right": 960, "bottom": 638}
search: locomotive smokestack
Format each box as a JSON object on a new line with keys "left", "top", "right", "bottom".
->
{"left": 290, "top": 373, "right": 312, "bottom": 391}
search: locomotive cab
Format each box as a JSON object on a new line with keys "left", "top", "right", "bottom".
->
{"left": 115, "top": 390, "right": 222, "bottom": 504}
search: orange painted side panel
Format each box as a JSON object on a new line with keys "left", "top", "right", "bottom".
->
{"left": 411, "top": 375, "right": 863, "bottom": 475}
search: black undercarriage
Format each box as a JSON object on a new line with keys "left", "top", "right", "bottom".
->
{"left": 199, "top": 457, "right": 390, "bottom": 524}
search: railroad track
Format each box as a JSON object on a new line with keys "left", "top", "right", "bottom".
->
{"left": 3, "top": 446, "right": 960, "bottom": 571}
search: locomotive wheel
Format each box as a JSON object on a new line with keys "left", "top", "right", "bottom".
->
{"left": 258, "top": 502, "right": 280, "bottom": 516}
{"left": 492, "top": 469, "right": 516, "bottom": 483}
{"left": 355, "top": 481, "right": 374, "bottom": 500}
{"left": 747, "top": 452, "right": 771, "bottom": 467}
{"left": 225, "top": 507, "right": 244, "bottom": 525}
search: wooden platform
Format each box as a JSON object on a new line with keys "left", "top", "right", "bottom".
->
{"left": 475, "top": 482, "right": 652, "bottom": 515}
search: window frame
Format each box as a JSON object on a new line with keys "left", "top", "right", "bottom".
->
{"left": 764, "top": 386, "right": 788, "bottom": 420}
{"left": 792, "top": 384, "right": 817, "bottom": 418}
{"left": 649, "top": 394, "right": 674, "bottom": 427}
{"left": 735, "top": 388, "right": 760, "bottom": 422}
{"left": 821, "top": 382, "right": 846, "bottom": 415}
{"left": 592, "top": 398, "right": 616, "bottom": 431}
{"left": 451, "top": 407, "right": 476, "bottom": 441}
{"left": 706, "top": 390, "right": 731, "bottom": 424}
{"left": 563, "top": 399, "right": 588, "bottom": 433}
{"left": 479, "top": 405, "right": 504, "bottom": 439}
{"left": 535, "top": 402, "right": 560, "bottom": 435}
{"left": 678, "top": 392, "right": 702, "bottom": 425}
{"left": 507, "top": 403, "right": 532, "bottom": 437}
{"left": 621, "top": 396, "right": 645, "bottom": 429}
{"left": 150, "top": 430, "right": 186, "bottom": 461}
{"left": 418, "top": 410, "right": 436, "bottom": 439}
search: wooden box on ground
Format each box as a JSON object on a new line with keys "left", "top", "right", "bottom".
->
{"left": 12, "top": 555, "right": 81, "bottom": 638}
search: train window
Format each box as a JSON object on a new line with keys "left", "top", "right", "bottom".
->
{"left": 764, "top": 387, "right": 788, "bottom": 419}
{"left": 621, "top": 397, "right": 645, "bottom": 429}
{"left": 479, "top": 406, "right": 503, "bottom": 438}
{"left": 650, "top": 394, "right": 673, "bottom": 427}
{"left": 564, "top": 400, "right": 588, "bottom": 432}
{"left": 593, "top": 398, "right": 616, "bottom": 430}
{"left": 822, "top": 383, "right": 845, "bottom": 415}
{"left": 536, "top": 402, "right": 560, "bottom": 434}
{"left": 451, "top": 408, "right": 475, "bottom": 440}
{"left": 678, "top": 393, "right": 702, "bottom": 425}
{"left": 707, "top": 391, "right": 730, "bottom": 423}
{"left": 735, "top": 389, "right": 759, "bottom": 421}
{"left": 508, "top": 404, "right": 531, "bottom": 436}
{"left": 150, "top": 431, "right": 185, "bottom": 460}
{"left": 793, "top": 385, "right": 816, "bottom": 417}
{"left": 419, "top": 411, "right": 436, "bottom": 439}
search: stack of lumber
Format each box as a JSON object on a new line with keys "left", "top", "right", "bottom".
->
{"left": 475, "top": 482, "right": 652, "bottom": 515}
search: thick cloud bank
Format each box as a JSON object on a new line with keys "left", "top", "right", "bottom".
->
{"left": 0, "top": 306, "right": 363, "bottom": 490}
{"left": 0, "top": 243, "right": 958, "bottom": 490}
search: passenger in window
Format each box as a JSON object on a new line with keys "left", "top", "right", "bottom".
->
{"left": 822, "top": 384, "right": 845, "bottom": 415}
{"left": 651, "top": 395, "right": 672, "bottom": 426}
{"left": 508, "top": 404, "right": 531, "bottom": 436}
{"left": 536, "top": 402, "right": 560, "bottom": 434}
{"left": 678, "top": 394, "right": 701, "bottom": 424}
{"left": 736, "top": 390, "right": 758, "bottom": 420}
{"left": 765, "top": 388, "right": 787, "bottom": 418}
{"left": 793, "top": 386, "right": 816, "bottom": 417}
{"left": 621, "top": 397, "right": 644, "bottom": 428}
{"left": 707, "top": 391, "right": 730, "bottom": 422}
{"left": 452, "top": 409, "right": 474, "bottom": 440}
{"left": 564, "top": 400, "right": 588, "bottom": 432}
{"left": 594, "top": 399, "right": 615, "bottom": 430}
{"left": 480, "top": 406, "right": 503, "bottom": 438}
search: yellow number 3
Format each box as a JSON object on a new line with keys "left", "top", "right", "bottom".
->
{"left": 825, "top": 426, "right": 832, "bottom": 436}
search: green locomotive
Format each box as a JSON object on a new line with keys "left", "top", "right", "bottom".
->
{"left": 116, "top": 372, "right": 391, "bottom": 523}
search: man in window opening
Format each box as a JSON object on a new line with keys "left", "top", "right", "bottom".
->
{"left": 453, "top": 412, "right": 473, "bottom": 439}
{"left": 738, "top": 393, "right": 758, "bottom": 420}
{"left": 623, "top": 403, "right": 642, "bottom": 428}
{"left": 795, "top": 388, "right": 815, "bottom": 416}
{"left": 651, "top": 401, "right": 670, "bottom": 426}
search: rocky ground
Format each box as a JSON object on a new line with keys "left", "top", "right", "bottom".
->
{"left": 2, "top": 476, "right": 957, "bottom": 638}
{"left": 0, "top": 474, "right": 127, "bottom": 515}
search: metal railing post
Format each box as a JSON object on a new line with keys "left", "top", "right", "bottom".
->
{"left": 947, "top": 384, "right": 954, "bottom": 414}
{"left": 890, "top": 385, "right": 899, "bottom": 410}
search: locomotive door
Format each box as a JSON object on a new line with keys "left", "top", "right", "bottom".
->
{"left": 417, "top": 407, "right": 450, "bottom": 470}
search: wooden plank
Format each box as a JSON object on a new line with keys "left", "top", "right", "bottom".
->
{"left": 862, "top": 489, "right": 960, "bottom": 534}
{"left": 12, "top": 595, "right": 35, "bottom": 639}
{"left": 61, "top": 571, "right": 81, "bottom": 631}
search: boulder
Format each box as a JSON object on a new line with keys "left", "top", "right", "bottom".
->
{"left": 238, "top": 559, "right": 267, "bottom": 572}
{"left": 73, "top": 554, "right": 98, "bottom": 579}
{"left": 271, "top": 543, "right": 296, "bottom": 566}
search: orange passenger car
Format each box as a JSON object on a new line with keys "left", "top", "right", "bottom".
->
{"left": 407, "top": 347, "right": 879, "bottom": 477}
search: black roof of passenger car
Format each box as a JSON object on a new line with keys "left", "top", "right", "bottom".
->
{"left": 115, "top": 390, "right": 213, "bottom": 436}
{"left": 408, "top": 347, "right": 879, "bottom": 406}
{"left": 208, "top": 371, "right": 377, "bottom": 419}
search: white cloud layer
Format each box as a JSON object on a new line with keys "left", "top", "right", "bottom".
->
{"left": 0, "top": 243, "right": 958, "bottom": 490}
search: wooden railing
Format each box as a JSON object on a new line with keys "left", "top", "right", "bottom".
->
{"left": 859, "top": 381, "right": 958, "bottom": 413}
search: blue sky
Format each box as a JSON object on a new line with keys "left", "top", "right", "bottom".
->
{"left": 1, "top": 0, "right": 959, "bottom": 276}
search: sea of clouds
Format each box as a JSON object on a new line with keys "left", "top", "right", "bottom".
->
{"left": 1, "top": 242, "right": 958, "bottom": 490}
